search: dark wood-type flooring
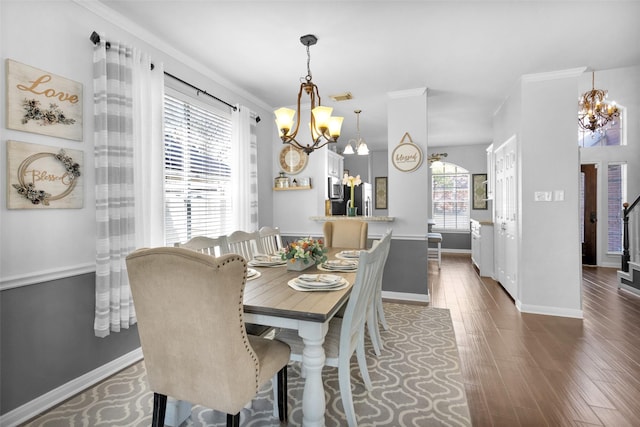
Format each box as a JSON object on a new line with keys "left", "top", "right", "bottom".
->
{"left": 428, "top": 253, "right": 640, "bottom": 427}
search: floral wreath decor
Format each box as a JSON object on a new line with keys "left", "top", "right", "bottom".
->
{"left": 13, "top": 149, "right": 81, "bottom": 206}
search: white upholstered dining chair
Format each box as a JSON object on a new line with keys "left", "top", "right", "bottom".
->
{"left": 275, "top": 231, "right": 392, "bottom": 427}
{"left": 126, "top": 248, "right": 290, "bottom": 427}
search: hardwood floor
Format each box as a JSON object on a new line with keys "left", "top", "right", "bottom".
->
{"left": 428, "top": 253, "right": 640, "bottom": 427}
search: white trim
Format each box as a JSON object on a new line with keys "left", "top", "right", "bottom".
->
{"left": 388, "top": 87, "right": 427, "bottom": 99}
{"left": 516, "top": 301, "right": 584, "bottom": 319}
{"left": 382, "top": 290, "right": 430, "bottom": 303}
{"left": 441, "top": 248, "right": 472, "bottom": 255}
{"left": 0, "top": 348, "right": 143, "bottom": 427}
{"left": 521, "top": 67, "right": 586, "bottom": 82}
{"left": 0, "top": 263, "right": 95, "bottom": 291}
{"left": 619, "top": 284, "right": 640, "bottom": 297}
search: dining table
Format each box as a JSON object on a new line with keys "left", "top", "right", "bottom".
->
{"left": 243, "top": 248, "right": 357, "bottom": 427}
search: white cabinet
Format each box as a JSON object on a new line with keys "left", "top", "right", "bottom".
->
{"left": 327, "top": 150, "right": 343, "bottom": 178}
{"left": 471, "top": 219, "right": 494, "bottom": 278}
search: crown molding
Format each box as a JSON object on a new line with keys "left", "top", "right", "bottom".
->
{"left": 388, "top": 87, "right": 427, "bottom": 99}
{"left": 73, "top": 0, "right": 272, "bottom": 112}
{"left": 521, "top": 67, "right": 587, "bottom": 83}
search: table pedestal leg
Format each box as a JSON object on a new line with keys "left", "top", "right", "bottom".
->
{"left": 298, "top": 321, "right": 328, "bottom": 427}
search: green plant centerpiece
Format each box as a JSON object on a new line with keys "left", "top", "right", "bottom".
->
{"left": 281, "top": 237, "right": 328, "bottom": 271}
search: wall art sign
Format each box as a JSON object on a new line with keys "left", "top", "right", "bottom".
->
{"left": 375, "top": 176, "right": 388, "bottom": 209}
{"left": 472, "top": 173, "right": 488, "bottom": 210}
{"left": 7, "top": 140, "right": 83, "bottom": 209}
{"left": 391, "top": 132, "right": 423, "bottom": 172}
{"left": 6, "top": 59, "right": 83, "bottom": 141}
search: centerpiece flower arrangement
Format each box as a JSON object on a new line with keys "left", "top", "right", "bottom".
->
{"left": 342, "top": 173, "right": 362, "bottom": 215}
{"left": 281, "top": 237, "right": 328, "bottom": 266}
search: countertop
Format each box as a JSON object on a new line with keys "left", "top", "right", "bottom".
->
{"left": 309, "top": 215, "right": 395, "bottom": 222}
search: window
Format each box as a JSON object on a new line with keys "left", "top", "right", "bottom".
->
{"left": 164, "top": 90, "right": 233, "bottom": 246}
{"left": 431, "top": 162, "right": 470, "bottom": 231}
{"left": 578, "top": 105, "right": 624, "bottom": 147}
{"left": 607, "top": 163, "right": 626, "bottom": 253}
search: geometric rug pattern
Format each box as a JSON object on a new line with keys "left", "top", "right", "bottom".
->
{"left": 22, "top": 304, "right": 471, "bottom": 427}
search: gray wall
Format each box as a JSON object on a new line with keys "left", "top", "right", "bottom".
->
{"left": 1, "top": 274, "right": 141, "bottom": 413}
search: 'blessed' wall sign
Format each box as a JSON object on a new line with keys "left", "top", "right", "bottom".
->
{"left": 391, "top": 132, "right": 423, "bottom": 172}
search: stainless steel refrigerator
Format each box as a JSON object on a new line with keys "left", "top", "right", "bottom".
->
{"left": 330, "top": 183, "right": 372, "bottom": 216}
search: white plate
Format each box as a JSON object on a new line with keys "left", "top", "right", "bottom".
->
{"left": 335, "top": 250, "right": 362, "bottom": 260}
{"left": 246, "top": 268, "right": 261, "bottom": 281}
{"left": 247, "top": 259, "right": 286, "bottom": 267}
{"left": 287, "top": 277, "right": 349, "bottom": 292}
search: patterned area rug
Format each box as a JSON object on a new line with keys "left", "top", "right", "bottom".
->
{"left": 23, "top": 304, "right": 471, "bottom": 427}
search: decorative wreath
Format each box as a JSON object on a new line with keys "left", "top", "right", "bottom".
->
{"left": 12, "top": 149, "right": 81, "bottom": 205}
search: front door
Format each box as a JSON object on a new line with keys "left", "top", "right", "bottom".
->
{"left": 581, "top": 164, "right": 597, "bottom": 265}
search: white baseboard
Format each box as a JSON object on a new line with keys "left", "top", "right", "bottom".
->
{"left": 382, "top": 290, "right": 430, "bottom": 303}
{"left": 0, "top": 263, "right": 96, "bottom": 291}
{"left": 619, "top": 283, "right": 640, "bottom": 296}
{"left": 516, "top": 300, "right": 584, "bottom": 319}
{"left": 0, "top": 348, "right": 143, "bottom": 427}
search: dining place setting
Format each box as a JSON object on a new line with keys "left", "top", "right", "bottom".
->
{"left": 287, "top": 273, "right": 350, "bottom": 292}
{"left": 247, "top": 253, "right": 287, "bottom": 268}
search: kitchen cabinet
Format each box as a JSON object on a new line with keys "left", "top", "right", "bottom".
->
{"left": 327, "top": 150, "right": 343, "bottom": 179}
{"left": 471, "top": 219, "right": 494, "bottom": 278}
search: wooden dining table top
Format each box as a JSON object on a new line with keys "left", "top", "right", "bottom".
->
{"left": 243, "top": 248, "right": 358, "bottom": 323}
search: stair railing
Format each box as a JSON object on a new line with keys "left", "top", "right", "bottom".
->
{"left": 622, "top": 195, "right": 640, "bottom": 272}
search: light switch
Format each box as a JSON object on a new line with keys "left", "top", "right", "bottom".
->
{"left": 554, "top": 190, "right": 564, "bottom": 201}
{"left": 534, "top": 191, "right": 552, "bottom": 202}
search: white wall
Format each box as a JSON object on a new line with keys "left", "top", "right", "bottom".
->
{"left": 519, "top": 70, "right": 583, "bottom": 316}
{"left": 494, "top": 69, "right": 585, "bottom": 317}
{"left": 0, "top": 0, "right": 274, "bottom": 287}
{"left": 387, "top": 88, "right": 429, "bottom": 239}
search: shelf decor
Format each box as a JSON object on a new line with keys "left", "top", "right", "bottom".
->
{"left": 472, "top": 173, "right": 488, "bottom": 210}
{"left": 7, "top": 140, "right": 83, "bottom": 209}
{"left": 6, "top": 59, "right": 83, "bottom": 141}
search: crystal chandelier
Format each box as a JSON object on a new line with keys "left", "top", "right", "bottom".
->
{"left": 274, "top": 34, "right": 343, "bottom": 155}
{"left": 343, "top": 110, "right": 369, "bottom": 155}
{"left": 578, "top": 71, "right": 619, "bottom": 133}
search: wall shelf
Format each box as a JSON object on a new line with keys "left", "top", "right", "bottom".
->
{"left": 273, "top": 186, "right": 312, "bottom": 191}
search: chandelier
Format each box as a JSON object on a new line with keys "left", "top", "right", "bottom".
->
{"left": 428, "top": 152, "right": 448, "bottom": 168}
{"left": 578, "top": 71, "right": 619, "bottom": 133}
{"left": 343, "top": 110, "right": 369, "bottom": 155}
{"left": 274, "top": 34, "right": 343, "bottom": 155}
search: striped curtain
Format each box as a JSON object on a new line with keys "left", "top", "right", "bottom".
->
{"left": 93, "top": 36, "right": 164, "bottom": 337}
{"left": 232, "top": 106, "right": 259, "bottom": 231}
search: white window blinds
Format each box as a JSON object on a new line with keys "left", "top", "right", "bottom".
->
{"left": 164, "top": 92, "right": 233, "bottom": 246}
{"left": 431, "top": 162, "right": 470, "bottom": 231}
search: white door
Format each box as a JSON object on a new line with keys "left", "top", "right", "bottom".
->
{"left": 494, "top": 136, "right": 518, "bottom": 300}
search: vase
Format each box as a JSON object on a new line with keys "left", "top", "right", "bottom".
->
{"left": 287, "top": 258, "right": 315, "bottom": 271}
{"left": 347, "top": 207, "right": 358, "bottom": 217}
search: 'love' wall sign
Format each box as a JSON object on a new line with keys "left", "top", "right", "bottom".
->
{"left": 6, "top": 59, "right": 83, "bottom": 141}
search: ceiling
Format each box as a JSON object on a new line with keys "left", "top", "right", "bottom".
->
{"left": 97, "top": 1, "right": 640, "bottom": 151}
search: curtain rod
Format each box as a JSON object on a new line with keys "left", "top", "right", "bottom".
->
{"left": 89, "top": 31, "right": 244, "bottom": 115}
